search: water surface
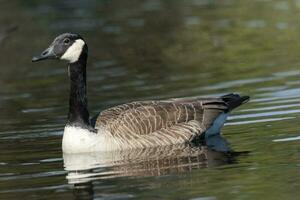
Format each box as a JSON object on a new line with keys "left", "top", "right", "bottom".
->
{"left": 0, "top": 0, "right": 299, "bottom": 199}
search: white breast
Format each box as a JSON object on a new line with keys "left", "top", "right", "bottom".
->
{"left": 62, "top": 126, "right": 122, "bottom": 153}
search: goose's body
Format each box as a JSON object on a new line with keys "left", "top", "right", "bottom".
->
{"left": 32, "top": 33, "right": 249, "bottom": 153}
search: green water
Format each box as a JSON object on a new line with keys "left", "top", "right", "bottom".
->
{"left": 0, "top": 0, "right": 299, "bottom": 199}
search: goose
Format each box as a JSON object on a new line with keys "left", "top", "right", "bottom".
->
{"left": 32, "top": 33, "right": 249, "bottom": 153}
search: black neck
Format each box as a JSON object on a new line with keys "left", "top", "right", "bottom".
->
{"left": 67, "top": 51, "right": 90, "bottom": 127}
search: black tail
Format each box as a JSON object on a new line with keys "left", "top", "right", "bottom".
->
{"left": 221, "top": 93, "right": 250, "bottom": 112}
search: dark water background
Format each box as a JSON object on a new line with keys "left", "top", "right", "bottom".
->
{"left": 0, "top": 0, "right": 299, "bottom": 199}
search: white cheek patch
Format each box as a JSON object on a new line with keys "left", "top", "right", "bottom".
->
{"left": 61, "top": 39, "right": 85, "bottom": 63}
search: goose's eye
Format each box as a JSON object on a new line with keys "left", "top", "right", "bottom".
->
{"left": 63, "top": 38, "right": 70, "bottom": 45}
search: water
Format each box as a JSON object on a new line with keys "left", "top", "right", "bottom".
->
{"left": 0, "top": 0, "right": 300, "bottom": 199}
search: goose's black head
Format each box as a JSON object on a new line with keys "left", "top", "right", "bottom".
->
{"left": 32, "top": 33, "right": 88, "bottom": 63}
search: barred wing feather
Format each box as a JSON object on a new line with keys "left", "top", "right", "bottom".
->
{"left": 95, "top": 97, "right": 229, "bottom": 145}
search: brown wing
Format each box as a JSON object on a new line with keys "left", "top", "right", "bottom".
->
{"left": 95, "top": 97, "right": 228, "bottom": 142}
{"left": 96, "top": 101, "right": 153, "bottom": 126}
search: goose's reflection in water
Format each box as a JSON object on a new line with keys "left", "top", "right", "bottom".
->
{"left": 64, "top": 135, "right": 247, "bottom": 199}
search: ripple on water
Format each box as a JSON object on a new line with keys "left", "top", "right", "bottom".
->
{"left": 273, "top": 135, "right": 300, "bottom": 142}
{"left": 0, "top": 171, "right": 66, "bottom": 181}
{"left": 226, "top": 117, "right": 295, "bottom": 126}
{"left": 0, "top": 129, "right": 62, "bottom": 140}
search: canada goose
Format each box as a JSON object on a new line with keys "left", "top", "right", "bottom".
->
{"left": 32, "top": 33, "right": 249, "bottom": 153}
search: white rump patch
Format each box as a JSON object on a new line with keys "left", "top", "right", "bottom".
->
{"left": 61, "top": 39, "right": 85, "bottom": 63}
